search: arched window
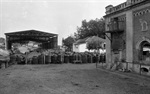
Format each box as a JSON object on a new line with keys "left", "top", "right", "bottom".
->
{"left": 139, "top": 19, "right": 148, "bottom": 31}
{"left": 139, "top": 41, "right": 150, "bottom": 62}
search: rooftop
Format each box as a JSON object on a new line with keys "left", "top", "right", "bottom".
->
{"left": 5, "top": 29, "right": 58, "bottom": 37}
{"left": 105, "top": 0, "right": 148, "bottom": 16}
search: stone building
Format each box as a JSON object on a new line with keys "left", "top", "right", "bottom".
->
{"left": 104, "top": 0, "right": 150, "bottom": 75}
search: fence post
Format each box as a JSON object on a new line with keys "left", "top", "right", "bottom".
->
{"left": 44, "top": 54, "right": 45, "bottom": 64}
{"left": 126, "top": 61, "right": 128, "bottom": 70}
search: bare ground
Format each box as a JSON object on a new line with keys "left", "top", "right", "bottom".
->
{"left": 0, "top": 64, "right": 150, "bottom": 94}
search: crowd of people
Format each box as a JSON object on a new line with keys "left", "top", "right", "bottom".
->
{"left": 0, "top": 48, "right": 106, "bottom": 68}
{"left": 10, "top": 49, "right": 105, "bottom": 65}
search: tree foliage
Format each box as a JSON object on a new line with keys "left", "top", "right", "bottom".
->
{"left": 0, "top": 37, "right": 5, "bottom": 49}
{"left": 75, "top": 18, "right": 105, "bottom": 40}
{"left": 62, "top": 36, "right": 75, "bottom": 51}
{"left": 0, "top": 37, "right": 5, "bottom": 44}
{"left": 86, "top": 36, "right": 105, "bottom": 50}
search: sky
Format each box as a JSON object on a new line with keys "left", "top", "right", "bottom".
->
{"left": 0, "top": 0, "right": 126, "bottom": 45}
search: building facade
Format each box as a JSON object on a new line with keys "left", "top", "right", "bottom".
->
{"left": 73, "top": 38, "right": 88, "bottom": 52}
{"left": 104, "top": 0, "right": 150, "bottom": 75}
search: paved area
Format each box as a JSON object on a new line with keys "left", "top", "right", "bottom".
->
{"left": 0, "top": 64, "right": 150, "bottom": 94}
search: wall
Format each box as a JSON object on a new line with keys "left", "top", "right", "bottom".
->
{"left": 105, "top": 13, "right": 127, "bottom": 67}
{"left": 78, "top": 43, "right": 88, "bottom": 52}
{"left": 73, "top": 43, "right": 79, "bottom": 52}
{"left": 133, "top": 6, "right": 150, "bottom": 62}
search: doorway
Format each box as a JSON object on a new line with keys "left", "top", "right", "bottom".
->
{"left": 140, "top": 41, "right": 150, "bottom": 62}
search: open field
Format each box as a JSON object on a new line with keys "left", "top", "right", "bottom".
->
{"left": 0, "top": 64, "right": 150, "bottom": 94}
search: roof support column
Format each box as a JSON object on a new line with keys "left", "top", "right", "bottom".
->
{"left": 54, "top": 35, "right": 58, "bottom": 48}
{"left": 5, "top": 35, "right": 8, "bottom": 50}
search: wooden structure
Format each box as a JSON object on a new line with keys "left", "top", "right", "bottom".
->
{"left": 5, "top": 30, "right": 58, "bottom": 50}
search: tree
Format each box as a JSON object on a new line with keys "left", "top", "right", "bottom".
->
{"left": 86, "top": 36, "right": 105, "bottom": 51}
{"left": 0, "top": 37, "right": 5, "bottom": 44}
{"left": 62, "top": 36, "right": 75, "bottom": 51}
{"left": 75, "top": 18, "right": 105, "bottom": 40}
{"left": 0, "top": 37, "right": 5, "bottom": 49}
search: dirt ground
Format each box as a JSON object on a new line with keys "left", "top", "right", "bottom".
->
{"left": 0, "top": 64, "right": 150, "bottom": 94}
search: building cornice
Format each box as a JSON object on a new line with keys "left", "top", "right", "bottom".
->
{"left": 104, "top": 0, "right": 150, "bottom": 18}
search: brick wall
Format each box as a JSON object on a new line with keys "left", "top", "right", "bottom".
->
{"left": 133, "top": 6, "right": 150, "bottom": 62}
{"left": 111, "top": 15, "right": 126, "bottom": 61}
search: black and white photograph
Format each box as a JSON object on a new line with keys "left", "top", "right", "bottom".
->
{"left": 0, "top": 0, "right": 150, "bottom": 94}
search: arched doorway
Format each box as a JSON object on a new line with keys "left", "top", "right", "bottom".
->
{"left": 139, "top": 41, "right": 150, "bottom": 63}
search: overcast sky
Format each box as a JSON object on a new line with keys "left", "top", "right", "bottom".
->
{"left": 0, "top": 0, "right": 126, "bottom": 45}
